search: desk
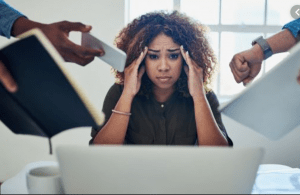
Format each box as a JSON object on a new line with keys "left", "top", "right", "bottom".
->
{"left": 252, "top": 164, "right": 300, "bottom": 194}
{"left": 2, "top": 162, "right": 300, "bottom": 194}
{"left": 1, "top": 161, "right": 58, "bottom": 194}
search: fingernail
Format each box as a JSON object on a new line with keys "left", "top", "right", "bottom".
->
{"left": 180, "top": 45, "right": 183, "bottom": 50}
{"left": 144, "top": 46, "right": 148, "bottom": 51}
{"left": 85, "top": 25, "right": 92, "bottom": 29}
{"left": 9, "top": 85, "right": 18, "bottom": 93}
{"left": 141, "top": 52, "right": 144, "bottom": 56}
{"left": 100, "top": 50, "right": 105, "bottom": 56}
{"left": 186, "top": 51, "right": 189, "bottom": 55}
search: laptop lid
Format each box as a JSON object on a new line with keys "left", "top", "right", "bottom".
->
{"left": 56, "top": 145, "right": 264, "bottom": 194}
{"left": 219, "top": 42, "right": 300, "bottom": 140}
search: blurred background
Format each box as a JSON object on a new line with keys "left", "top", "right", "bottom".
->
{"left": 0, "top": 0, "right": 299, "bottom": 182}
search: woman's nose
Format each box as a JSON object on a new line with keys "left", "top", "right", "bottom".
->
{"left": 158, "top": 57, "right": 170, "bottom": 71}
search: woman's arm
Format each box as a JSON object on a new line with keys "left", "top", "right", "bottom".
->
{"left": 180, "top": 46, "right": 228, "bottom": 146}
{"left": 92, "top": 92, "right": 134, "bottom": 144}
{"left": 93, "top": 48, "right": 148, "bottom": 144}
{"left": 192, "top": 93, "right": 229, "bottom": 146}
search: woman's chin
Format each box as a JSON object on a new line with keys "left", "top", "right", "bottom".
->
{"left": 153, "top": 82, "right": 175, "bottom": 91}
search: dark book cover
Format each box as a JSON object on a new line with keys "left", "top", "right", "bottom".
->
{"left": 0, "top": 29, "right": 104, "bottom": 140}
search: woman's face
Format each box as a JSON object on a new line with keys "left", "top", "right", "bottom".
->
{"left": 145, "top": 33, "right": 183, "bottom": 91}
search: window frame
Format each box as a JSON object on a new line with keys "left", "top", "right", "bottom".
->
{"left": 126, "top": 0, "right": 284, "bottom": 101}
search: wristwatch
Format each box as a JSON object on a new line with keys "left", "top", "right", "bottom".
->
{"left": 251, "top": 36, "right": 273, "bottom": 60}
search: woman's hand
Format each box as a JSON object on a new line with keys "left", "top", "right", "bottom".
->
{"left": 123, "top": 47, "right": 148, "bottom": 98}
{"left": 180, "top": 46, "right": 205, "bottom": 98}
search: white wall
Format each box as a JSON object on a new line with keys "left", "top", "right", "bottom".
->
{"left": 0, "top": 0, "right": 125, "bottom": 181}
{"left": 1, "top": 0, "right": 300, "bottom": 183}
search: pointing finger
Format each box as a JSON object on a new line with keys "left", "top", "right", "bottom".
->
{"left": 59, "top": 21, "right": 92, "bottom": 33}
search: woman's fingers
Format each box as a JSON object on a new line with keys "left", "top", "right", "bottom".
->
{"left": 180, "top": 45, "right": 187, "bottom": 63}
{"left": 183, "top": 65, "right": 189, "bottom": 77}
{"left": 185, "top": 51, "right": 193, "bottom": 67}
{"left": 125, "top": 47, "right": 148, "bottom": 73}
{"left": 138, "top": 65, "right": 146, "bottom": 80}
{"left": 180, "top": 46, "right": 195, "bottom": 69}
{"left": 134, "top": 47, "right": 148, "bottom": 70}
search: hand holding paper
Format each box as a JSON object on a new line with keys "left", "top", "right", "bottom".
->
{"left": 81, "top": 33, "right": 127, "bottom": 72}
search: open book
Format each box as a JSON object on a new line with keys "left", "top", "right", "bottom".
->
{"left": 0, "top": 29, "right": 105, "bottom": 141}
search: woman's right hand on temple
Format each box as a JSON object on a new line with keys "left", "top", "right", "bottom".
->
{"left": 123, "top": 47, "right": 148, "bottom": 98}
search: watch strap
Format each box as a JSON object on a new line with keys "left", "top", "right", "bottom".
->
{"left": 252, "top": 36, "right": 273, "bottom": 60}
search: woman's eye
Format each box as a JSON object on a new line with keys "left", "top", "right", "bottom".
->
{"left": 170, "top": 54, "right": 179, "bottom": 59}
{"left": 148, "top": 54, "right": 158, "bottom": 59}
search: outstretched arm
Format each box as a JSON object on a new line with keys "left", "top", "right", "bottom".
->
{"left": 11, "top": 17, "right": 104, "bottom": 66}
{"left": 0, "top": 0, "right": 105, "bottom": 92}
{"left": 230, "top": 29, "right": 298, "bottom": 85}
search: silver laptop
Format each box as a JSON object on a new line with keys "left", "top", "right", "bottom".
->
{"left": 56, "top": 145, "right": 264, "bottom": 194}
{"left": 219, "top": 42, "right": 300, "bottom": 140}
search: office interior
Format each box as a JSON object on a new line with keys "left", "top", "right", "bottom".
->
{"left": 0, "top": 0, "right": 300, "bottom": 182}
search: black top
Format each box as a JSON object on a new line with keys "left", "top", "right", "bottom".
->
{"left": 90, "top": 84, "right": 233, "bottom": 146}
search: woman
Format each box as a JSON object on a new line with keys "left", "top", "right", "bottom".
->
{"left": 90, "top": 11, "right": 233, "bottom": 146}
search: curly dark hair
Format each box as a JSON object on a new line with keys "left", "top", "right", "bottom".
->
{"left": 113, "top": 10, "right": 218, "bottom": 97}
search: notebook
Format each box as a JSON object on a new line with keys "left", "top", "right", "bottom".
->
{"left": 56, "top": 145, "right": 264, "bottom": 194}
{"left": 219, "top": 42, "right": 300, "bottom": 140}
{"left": 0, "top": 29, "right": 104, "bottom": 139}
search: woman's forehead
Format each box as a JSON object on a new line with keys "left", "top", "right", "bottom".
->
{"left": 148, "top": 34, "right": 179, "bottom": 49}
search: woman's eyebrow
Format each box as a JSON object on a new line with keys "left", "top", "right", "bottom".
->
{"left": 148, "top": 48, "right": 181, "bottom": 52}
{"left": 148, "top": 49, "right": 160, "bottom": 52}
{"left": 168, "top": 48, "right": 180, "bottom": 52}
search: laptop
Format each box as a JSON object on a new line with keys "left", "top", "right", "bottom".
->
{"left": 219, "top": 42, "right": 300, "bottom": 140}
{"left": 56, "top": 145, "right": 264, "bottom": 194}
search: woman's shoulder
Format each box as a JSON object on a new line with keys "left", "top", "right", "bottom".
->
{"left": 205, "top": 90, "right": 220, "bottom": 107}
{"left": 106, "top": 83, "right": 124, "bottom": 97}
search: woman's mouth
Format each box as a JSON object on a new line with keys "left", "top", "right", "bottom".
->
{"left": 157, "top": 76, "right": 172, "bottom": 82}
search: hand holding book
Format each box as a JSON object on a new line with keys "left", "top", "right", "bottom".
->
{"left": 1, "top": 16, "right": 106, "bottom": 94}
{"left": 0, "top": 29, "right": 105, "bottom": 154}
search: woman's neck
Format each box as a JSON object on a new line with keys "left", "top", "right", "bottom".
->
{"left": 153, "top": 86, "right": 175, "bottom": 103}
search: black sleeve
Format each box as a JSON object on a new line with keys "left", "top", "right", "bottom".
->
{"left": 206, "top": 91, "right": 233, "bottom": 146}
{"left": 89, "top": 83, "right": 123, "bottom": 145}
